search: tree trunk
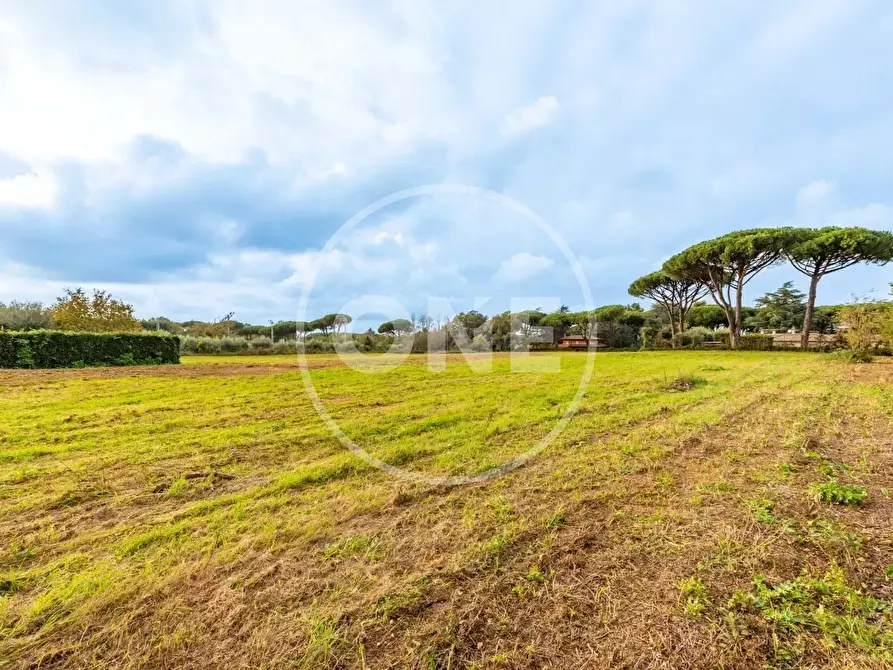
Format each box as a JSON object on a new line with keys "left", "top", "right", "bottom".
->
{"left": 732, "top": 271, "right": 745, "bottom": 350}
{"left": 801, "top": 272, "right": 820, "bottom": 350}
{"left": 665, "top": 306, "right": 676, "bottom": 348}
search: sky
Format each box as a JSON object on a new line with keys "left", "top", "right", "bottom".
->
{"left": 1, "top": 0, "right": 893, "bottom": 329}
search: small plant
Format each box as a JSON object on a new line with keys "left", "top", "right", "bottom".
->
{"left": 678, "top": 576, "right": 709, "bottom": 616}
{"left": 746, "top": 498, "right": 785, "bottom": 527}
{"left": 544, "top": 512, "right": 568, "bottom": 529}
{"left": 808, "top": 481, "right": 868, "bottom": 506}
{"left": 664, "top": 374, "right": 706, "bottom": 392}
{"left": 826, "top": 349, "right": 874, "bottom": 364}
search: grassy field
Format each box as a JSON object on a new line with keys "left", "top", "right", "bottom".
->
{"left": 1, "top": 351, "right": 893, "bottom": 668}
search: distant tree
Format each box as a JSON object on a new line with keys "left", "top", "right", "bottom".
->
{"left": 139, "top": 316, "right": 182, "bottom": 334}
{"left": 313, "top": 314, "right": 338, "bottom": 337}
{"left": 390, "top": 318, "right": 413, "bottom": 335}
{"left": 687, "top": 302, "right": 727, "bottom": 329}
{"left": 0, "top": 301, "right": 53, "bottom": 331}
{"left": 540, "top": 310, "right": 574, "bottom": 345}
{"left": 332, "top": 314, "right": 352, "bottom": 336}
{"left": 377, "top": 321, "right": 395, "bottom": 336}
{"left": 750, "top": 282, "right": 807, "bottom": 332}
{"left": 811, "top": 305, "right": 841, "bottom": 334}
{"left": 452, "top": 310, "right": 488, "bottom": 341}
{"left": 489, "top": 311, "right": 513, "bottom": 351}
{"left": 628, "top": 271, "right": 707, "bottom": 347}
{"left": 785, "top": 227, "right": 893, "bottom": 348}
{"left": 664, "top": 228, "right": 799, "bottom": 349}
{"left": 52, "top": 288, "right": 141, "bottom": 332}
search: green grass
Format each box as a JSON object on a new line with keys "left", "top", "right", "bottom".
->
{"left": 1, "top": 351, "right": 892, "bottom": 667}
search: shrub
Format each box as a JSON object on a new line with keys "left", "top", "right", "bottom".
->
{"left": 827, "top": 349, "right": 874, "bottom": 364}
{"left": 0, "top": 331, "right": 179, "bottom": 368}
{"left": 839, "top": 301, "right": 893, "bottom": 351}
{"left": 272, "top": 341, "right": 296, "bottom": 355}
{"left": 720, "top": 333, "right": 774, "bottom": 350}
{"left": 248, "top": 336, "right": 272, "bottom": 352}
{"left": 220, "top": 337, "right": 249, "bottom": 353}
{"left": 681, "top": 326, "right": 715, "bottom": 347}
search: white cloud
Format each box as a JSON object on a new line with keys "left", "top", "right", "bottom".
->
{"left": 494, "top": 252, "right": 553, "bottom": 284}
{"left": 499, "top": 96, "right": 559, "bottom": 137}
{"left": 795, "top": 179, "right": 841, "bottom": 223}
{"left": 0, "top": 171, "right": 56, "bottom": 209}
{"left": 793, "top": 179, "right": 893, "bottom": 229}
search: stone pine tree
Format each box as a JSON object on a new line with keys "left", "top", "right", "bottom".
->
{"left": 663, "top": 228, "right": 799, "bottom": 349}
{"left": 628, "top": 271, "right": 707, "bottom": 347}
{"left": 785, "top": 227, "right": 893, "bottom": 349}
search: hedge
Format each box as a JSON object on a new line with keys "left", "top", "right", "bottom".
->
{"left": 720, "top": 333, "right": 774, "bottom": 351}
{"left": 0, "top": 331, "right": 180, "bottom": 368}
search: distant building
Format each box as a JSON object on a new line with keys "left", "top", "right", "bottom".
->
{"left": 556, "top": 335, "right": 607, "bottom": 349}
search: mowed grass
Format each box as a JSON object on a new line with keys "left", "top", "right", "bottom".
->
{"left": 1, "top": 352, "right": 893, "bottom": 668}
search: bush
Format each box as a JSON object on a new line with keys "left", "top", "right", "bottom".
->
{"left": 827, "top": 349, "right": 874, "bottom": 364}
{"left": 0, "top": 331, "right": 179, "bottom": 368}
{"left": 248, "top": 336, "right": 273, "bottom": 352}
{"left": 720, "top": 333, "right": 774, "bottom": 350}
{"left": 681, "top": 326, "right": 716, "bottom": 347}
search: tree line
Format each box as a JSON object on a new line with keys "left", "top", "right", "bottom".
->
{"left": 2, "top": 226, "right": 891, "bottom": 352}
{"left": 630, "top": 226, "right": 893, "bottom": 349}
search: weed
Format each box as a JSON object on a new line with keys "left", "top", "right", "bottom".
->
{"left": 664, "top": 374, "right": 707, "bottom": 392}
{"left": 808, "top": 481, "right": 868, "bottom": 506}
{"left": 728, "top": 565, "right": 893, "bottom": 664}
{"left": 544, "top": 512, "right": 567, "bottom": 529}
{"left": 746, "top": 498, "right": 792, "bottom": 530}
{"left": 678, "top": 576, "right": 709, "bottom": 617}
{"left": 827, "top": 349, "right": 874, "bottom": 364}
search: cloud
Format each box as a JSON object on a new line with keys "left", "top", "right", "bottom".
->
{"left": 0, "top": 171, "right": 57, "bottom": 209}
{"left": 494, "top": 252, "right": 554, "bottom": 284}
{"left": 2, "top": 1, "right": 893, "bottom": 320}
{"left": 500, "top": 97, "right": 559, "bottom": 137}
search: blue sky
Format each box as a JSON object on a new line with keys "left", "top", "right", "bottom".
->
{"left": 1, "top": 0, "right": 892, "bottom": 328}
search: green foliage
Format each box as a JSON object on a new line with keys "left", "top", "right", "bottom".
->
{"left": 629, "top": 271, "right": 707, "bottom": 345}
{"left": 787, "top": 227, "right": 893, "bottom": 278}
{"left": 687, "top": 302, "right": 727, "bottom": 329}
{"left": 748, "top": 282, "right": 806, "bottom": 331}
{"left": 0, "top": 301, "right": 53, "bottom": 331}
{"left": 664, "top": 228, "right": 802, "bottom": 348}
{"left": 719, "top": 333, "right": 774, "bottom": 350}
{"left": 839, "top": 301, "right": 893, "bottom": 351}
{"left": 808, "top": 481, "right": 868, "bottom": 506}
{"left": 0, "top": 331, "right": 179, "bottom": 368}
{"left": 728, "top": 565, "right": 893, "bottom": 664}
{"left": 827, "top": 349, "right": 873, "bottom": 364}
{"left": 678, "top": 577, "right": 710, "bottom": 616}
{"left": 51, "top": 288, "right": 142, "bottom": 333}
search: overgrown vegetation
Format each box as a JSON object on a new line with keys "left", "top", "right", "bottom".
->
{"left": 728, "top": 565, "right": 893, "bottom": 666}
{"left": 1, "top": 352, "right": 892, "bottom": 667}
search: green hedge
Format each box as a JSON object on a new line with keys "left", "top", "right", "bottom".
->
{"left": 720, "top": 333, "right": 774, "bottom": 351}
{"left": 0, "top": 331, "right": 180, "bottom": 368}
